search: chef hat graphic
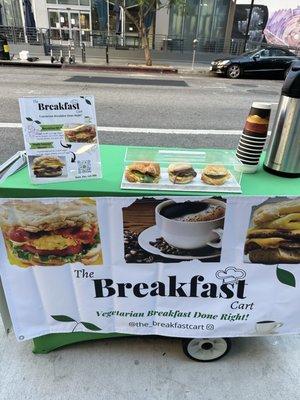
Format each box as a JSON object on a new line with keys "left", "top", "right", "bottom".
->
{"left": 215, "top": 267, "right": 246, "bottom": 284}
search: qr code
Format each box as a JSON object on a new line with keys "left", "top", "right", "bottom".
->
{"left": 77, "top": 160, "right": 92, "bottom": 175}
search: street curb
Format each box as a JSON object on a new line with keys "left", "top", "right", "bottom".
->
{"left": 0, "top": 60, "right": 62, "bottom": 68}
{"left": 62, "top": 63, "right": 178, "bottom": 74}
{"left": 0, "top": 59, "right": 213, "bottom": 76}
{"left": 178, "top": 69, "right": 212, "bottom": 76}
{"left": 0, "top": 59, "right": 215, "bottom": 75}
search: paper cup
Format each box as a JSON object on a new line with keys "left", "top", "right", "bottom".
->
{"left": 236, "top": 155, "right": 261, "bottom": 164}
{"left": 243, "top": 102, "right": 271, "bottom": 136}
{"left": 236, "top": 152, "right": 260, "bottom": 162}
{"left": 235, "top": 163, "right": 258, "bottom": 173}
{"left": 237, "top": 150, "right": 261, "bottom": 160}
{"left": 237, "top": 143, "right": 262, "bottom": 156}
{"left": 239, "top": 139, "right": 265, "bottom": 149}
{"left": 241, "top": 133, "right": 267, "bottom": 143}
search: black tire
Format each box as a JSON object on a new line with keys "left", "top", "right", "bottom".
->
{"left": 182, "top": 338, "right": 231, "bottom": 362}
{"left": 50, "top": 56, "right": 55, "bottom": 64}
{"left": 60, "top": 57, "right": 65, "bottom": 64}
{"left": 226, "top": 64, "right": 241, "bottom": 79}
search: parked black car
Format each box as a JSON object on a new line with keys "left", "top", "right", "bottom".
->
{"left": 210, "top": 47, "right": 299, "bottom": 79}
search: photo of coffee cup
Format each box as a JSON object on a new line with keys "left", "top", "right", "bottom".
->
{"left": 255, "top": 321, "right": 283, "bottom": 335}
{"left": 155, "top": 199, "right": 225, "bottom": 250}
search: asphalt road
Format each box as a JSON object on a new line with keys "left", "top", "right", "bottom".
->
{"left": 0, "top": 67, "right": 282, "bottom": 129}
{"left": 0, "top": 66, "right": 282, "bottom": 163}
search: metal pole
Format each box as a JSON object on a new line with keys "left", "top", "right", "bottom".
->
{"left": 191, "top": 39, "right": 198, "bottom": 70}
{"left": 106, "top": 44, "right": 109, "bottom": 64}
{"left": 107, "top": 0, "right": 110, "bottom": 39}
{"left": 121, "top": 6, "right": 125, "bottom": 47}
{"left": 243, "top": 0, "right": 254, "bottom": 52}
{"left": 81, "top": 42, "right": 86, "bottom": 63}
{"left": 192, "top": 49, "right": 196, "bottom": 70}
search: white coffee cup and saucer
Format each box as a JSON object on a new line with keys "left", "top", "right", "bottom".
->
{"left": 138, "top": 199, "right": 225, "bottom": 260}
{"left": 255, "top": 321, "right": 283, "bottom": 335}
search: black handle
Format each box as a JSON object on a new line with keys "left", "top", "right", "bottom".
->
{"left": 282, "top": 60, "right": 300, "bottom": 99}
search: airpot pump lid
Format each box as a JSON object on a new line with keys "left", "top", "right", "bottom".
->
{"left": 282, "top": 61, "right": 300, "bottom": 99}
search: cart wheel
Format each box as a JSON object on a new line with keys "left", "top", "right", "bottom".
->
{"left": 50, "top": 56, "right": 55, "bottom": 63}
{"left": 60, "top": 57, "right": 65, "bottom": 64}
{"left": 68, "top": 57, "right": 72, "bottom": 64}
{"left": 182, "top": 338, "right": 231, "bottom": 362}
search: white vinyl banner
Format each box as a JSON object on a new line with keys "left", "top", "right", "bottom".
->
{"left": 0, "top": 195, "right": 299, "bottom": 341}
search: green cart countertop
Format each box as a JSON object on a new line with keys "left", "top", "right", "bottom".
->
{"left": 0, "top": 145, "right": 299, "bottom": 198}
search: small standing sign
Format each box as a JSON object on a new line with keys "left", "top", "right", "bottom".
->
{"left": 19, "top": 96, "right": 101, "bottom": 183}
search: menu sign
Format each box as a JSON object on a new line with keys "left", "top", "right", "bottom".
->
{"left": 0, "top": 195, "right": 299, "bottom": 341}
{"left": 19, "top": 96, "right": 101, "bottom": 183}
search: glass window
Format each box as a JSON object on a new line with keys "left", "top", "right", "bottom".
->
{"left": 60, "top": 12, "right": 69, "bottom": 28}
{"left": 169, "top": 3, "right": 184, "bottom": 37}
{"left": 46, "top": 0, "right": 57, "bottom": 4}
{"left": 1, "top": 0, "right": 23, "bottom": 26}
{"left": 260, "top": 49, "right": 271, "bottom": 57}
{"left": 58, "top": 0, "right": 78, "bottom": 5}
{"left": 273, "top": 49, "right": 290, "bottom": 57}
{"left": 49, "top": 11, "right": 59, "bottom": 28}
{"left": 80, "top": 0, "right": 90, "bottom": 5}
{"left": 70, "top": 13, "right": 79, "bottom": 28}
{"left": 183, "top": 0, "right": 198, "bottom": 40}
{"left": 80, "top": 13, "right": 90, "bottom": 29}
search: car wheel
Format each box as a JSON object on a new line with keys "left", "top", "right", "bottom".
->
{"left": 227, "top": 64, "right": 241, "bottom": 79}
{"left": 182, "top": 338, "right": 231, "bottom": 362}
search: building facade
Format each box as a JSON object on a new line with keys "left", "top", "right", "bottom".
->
{"left": 0, "top": 0, "right": 299, "bottom": 51}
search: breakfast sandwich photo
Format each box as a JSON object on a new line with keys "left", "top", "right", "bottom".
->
{"left": 244, "top": 198, "right": 300, "bottom": 264}
{"left": 31, "top": 155, "right": 66, "bottom": 178}
{"left": 62, "top": 124, "right": 97, "bottom": 143}
{"left": 0, "top": 198, "right": 102, "bottom": 267}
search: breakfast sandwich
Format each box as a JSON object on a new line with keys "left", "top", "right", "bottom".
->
{"left": 244, "top": 199, "right": 300, "bottom": 264}
{"left": 168, "top": 163, "right": 197, "bottom": 184}
{"left": 125, "top": 162, "right": 160, "bottom": 183}
{"left": 32, "top": 156, "right": 64, "bottom": 178}
{"left": 201, "top": 165, "right": 230, "bottom": 186}
{"left": 63, "top": 124, "right": 97, "bottom": 143}
{"left": 0, "top": 199, "right": 101, "bottom": 266}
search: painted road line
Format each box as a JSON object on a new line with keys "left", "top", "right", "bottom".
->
{"left": 0, "top": 123, "right": 243, "bottom": 135}
{"left": 0, "top": 123, "right": 272, "bottom": 136}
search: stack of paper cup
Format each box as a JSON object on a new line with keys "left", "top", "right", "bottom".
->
{"left": 236, "top": 102, "right": 271, "bottom": 173}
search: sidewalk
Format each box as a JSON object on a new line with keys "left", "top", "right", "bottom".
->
{"left": 0, "top": 56, "right": 211, "bottom": 75}
{"left": 1, "top": 43, "right": 216, "bottom": 75}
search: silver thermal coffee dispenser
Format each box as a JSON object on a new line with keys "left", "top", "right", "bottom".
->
{"left": 264, "top": 61, "right": 300, "bottom": 177}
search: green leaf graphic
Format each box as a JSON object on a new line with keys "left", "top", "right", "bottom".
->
{"left": 81, "top": 322, "right": 102, "bottom": 331}
{"left": 26, "top": 117, "right": 33, "bottom": 121}
{"left": 51, "top": 315, "right": 76, "bottom": 322}
{"left": 276, "top": 267, "right": 296, "bottom": 287}
{"left": 85, "top": 99, "right": 91, "bottom": 105}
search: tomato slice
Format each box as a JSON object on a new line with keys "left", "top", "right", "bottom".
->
{"left": 8, "top": 227, "right": 30, "bottom": 242}
{"left": 74, "top": 229, "right": 96, "bottom": 243}
{"left": 21, "top": 243, "right": 83, "bottom": 256}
